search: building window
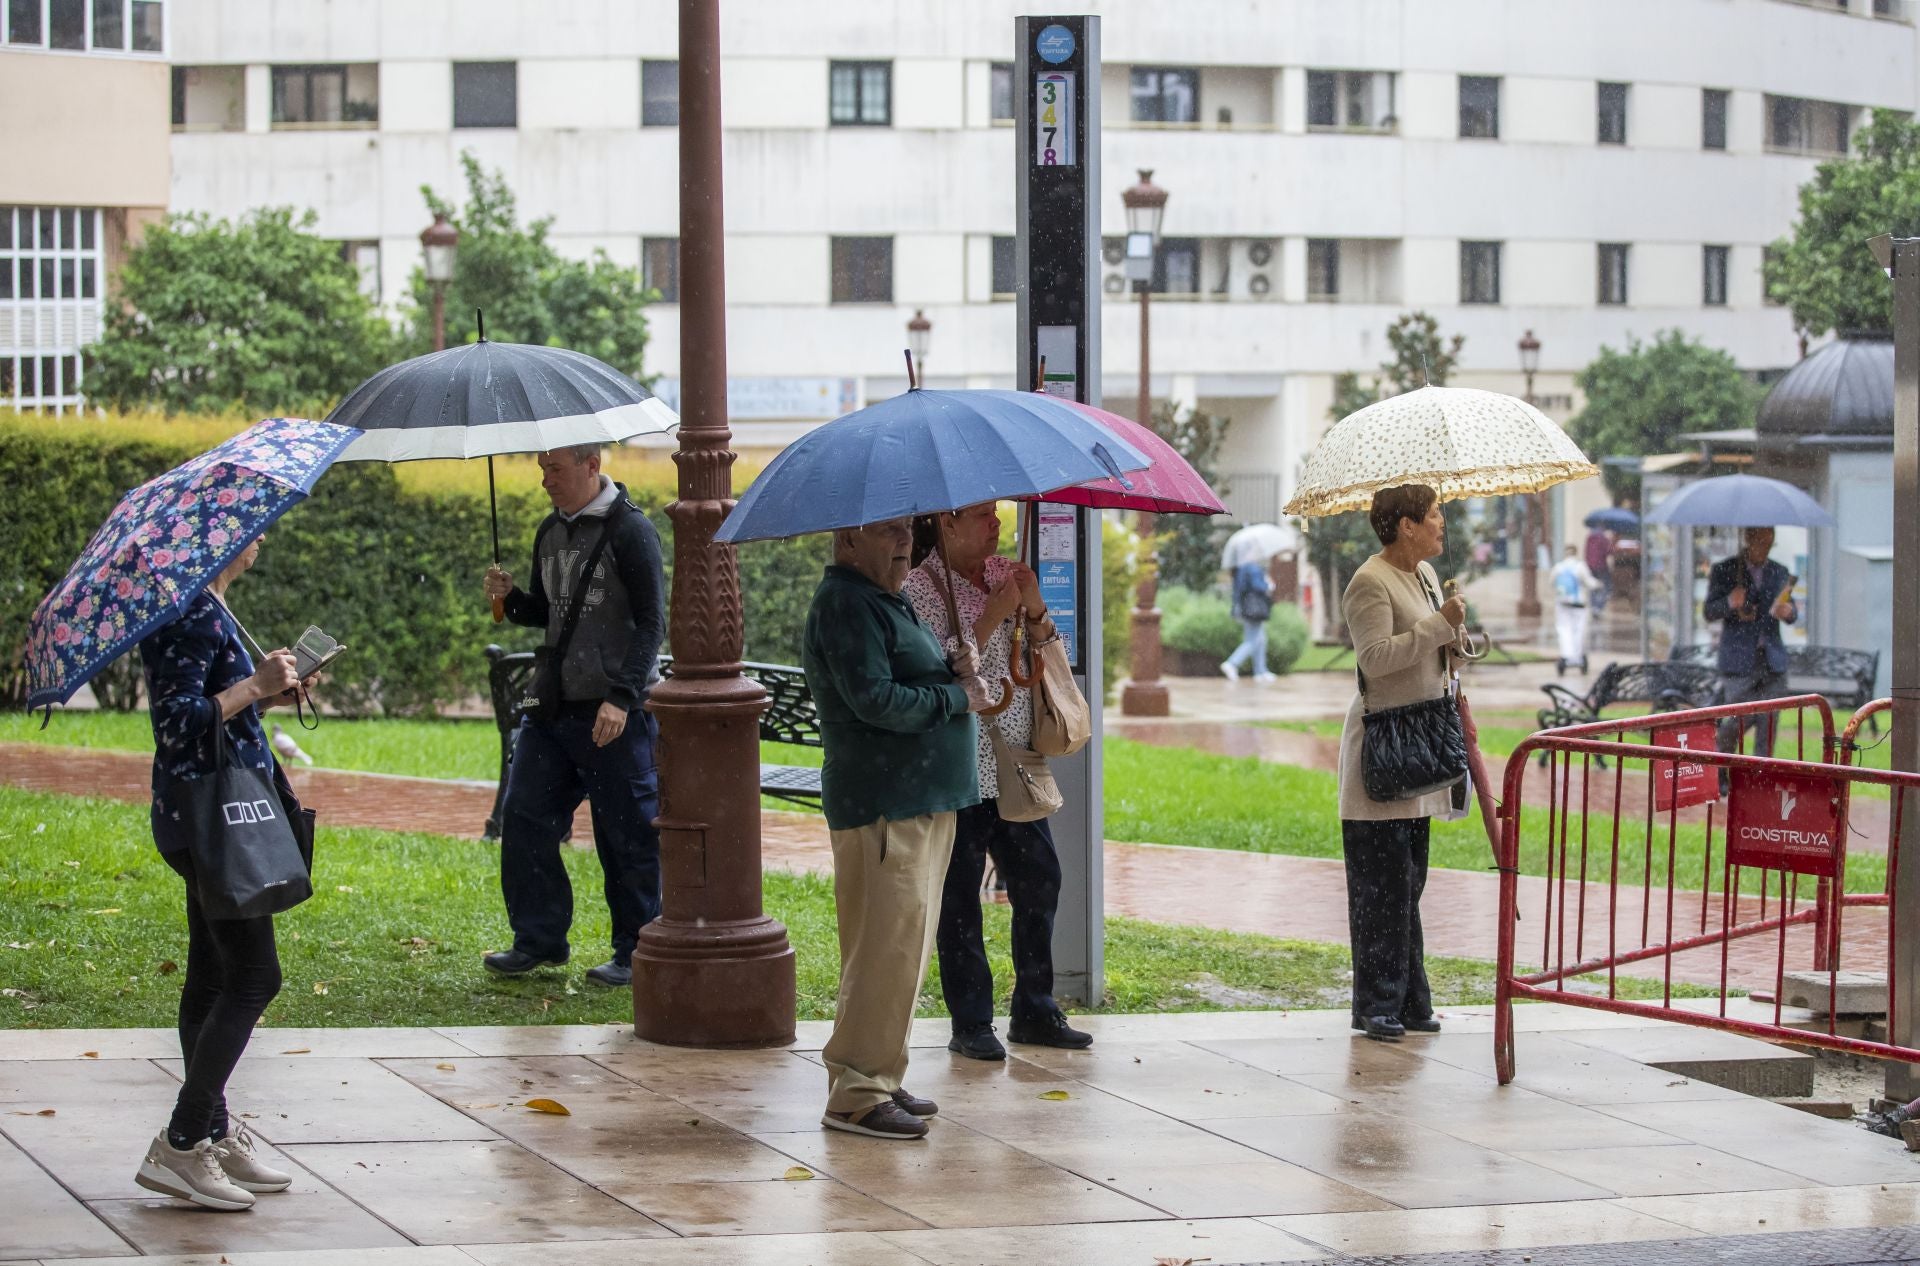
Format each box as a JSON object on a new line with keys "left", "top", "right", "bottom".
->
{"left": 831, "top": 236, "right": 893, "bottom": 303}
{"left": 50, "top": 0, "right": 85, "bottom": 49}
{"left": 1130, "top": 67, "right": 1198, "bottom": 124}
{"left": 1766, "top": 94, "right": 1850, "bottom": 155}
{"left": 338, "top": 240, "right": 379, "bottom": 300}
{"left": 272, "top": 64, "right": 377, "bottom": 126}
{"left": 643, "top": 237, "right": 679, "bottom": 302}
{"left": 91, "top": 0, "right": 121, "bottom": 47}
{"left": 1459, "top": 75, "right": 1500, "bottom": 139}
{"left": 1307, "top": 70, "right": 1396, "bottom": 132}
{"left": 7, "top": 0, "right": 41, "bottom": 43}
{"left": 1460, "top": 240, "right": 1501, "bottom": 304}
{"left": 991, "top": 234, "right": 1016, "bottom": 296}
{"left": 642, "top": 60, "right": 678, "bottom": 126}
{"left": 130, "top": 0, "right": 160, "bottom": 50}
{"left": 1, "top": 205, "right": 102, "bottom": 413}
{"left": 1702, "top": 88, "right": 1729, "bottom": 150}
{"left": 453, "top": 61, "right": 517, "bottom": 128}
{"left": 1153, "top": 237, "right": 1200, "bottom": 294}
{"left": 1597, "top": 242, "right": 1629, "bottom": 305}
{"left": 829, "top": 60, "right": 890, "bottom": 126}
{"left": 1703, "top": 244, "right": 1729, "bottom": 307}
{"left": 990, "top": 61, "right": 1014, "bottom": 123}
{"left": 1597, "top": 81, "right": 1628, "bottom": 145}
{"left": 1307, "top": 239, "right": 1340, "bottom": 301}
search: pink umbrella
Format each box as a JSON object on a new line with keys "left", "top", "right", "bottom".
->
{"left": 1023, "top": 401, "right": 1227, "bottom": 515}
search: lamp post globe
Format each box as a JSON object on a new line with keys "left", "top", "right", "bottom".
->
{"left": 906, "top": 309, "right": 931, "bottom": 386}
{"left": 421, "top": 213, "right": 460, "bottom": 352}
{"left": 1119, "top": 169, "right": 1172, "bottom": 718}
{"left": 1516, "top": 329, "right": 1545, "bottom": 619}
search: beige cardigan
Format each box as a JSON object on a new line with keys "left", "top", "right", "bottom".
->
{"left": 1336, "top": 554, "right": 1459, "bottom": 822}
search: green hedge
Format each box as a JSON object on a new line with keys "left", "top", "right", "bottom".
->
{"left": 1, "top": 420, "right": 826, "bottom": 715}
{"left": 1160, "top": 584, "right": 1309, "bottom": 676}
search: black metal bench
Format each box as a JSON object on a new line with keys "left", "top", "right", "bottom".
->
{"left": 1665, "top": 643, "right": 1881, "bottom": 720}
{"left": 481, "top": 646, "right": 823, "bottom": 839}
{"left": 1537, "top": 661, "right": 1721, "bottom": 732}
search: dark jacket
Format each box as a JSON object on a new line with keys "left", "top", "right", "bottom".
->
{"left": 802, "top": 565, "right": 978, "bottom": 831}
{"left": 1231, "top": 561, "right": 1274, "bottom": 622}
{"left": 503, "top": 479, "right": 665, "bottom": 711}
{"left": 1703, "top": 554, "right": 1796, "bottom": 676}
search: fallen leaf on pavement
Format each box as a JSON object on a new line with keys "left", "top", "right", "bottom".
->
{"left": 435, "top": 1063, "right": 457, "bottom": 1071}
{"left": 782, "top": 1166, "right": 814, "bottom": 1181}
{"left": 1038, "top": 1090, "right": 1070, "bottom": 1101}
{"left": 281, "top": 1048, "right": 311, "bottom": 1055}
{"left": 8, "top": 1109, "right": 56, "bottom": 1117}
{"left": 524, "top": 1098, "right": 571, "bottom": 1116}
{"left": 81, "top": 1051, "right": 98, "bottom": 1058}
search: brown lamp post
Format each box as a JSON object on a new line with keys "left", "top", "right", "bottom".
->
{"left": 1515, "top": 329, "right": 1544, "bottom": 620}
{"left": 907, "top": 308, "right": 932, "bottom": 378}
{"left": 421, "top": 213, "right": 458, "bottom": 352}
{"left": 630, "top": 0, "right": 796, "bottom": 1046}
{"left": 1119, "top": 169, "right": 1171, "bottom": 718}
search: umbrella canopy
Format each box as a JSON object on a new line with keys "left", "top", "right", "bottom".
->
{"left": 1643, "top": 474, "right": 1835, "bottom": 528}
{"left": 714, "top": 389, "right": 1152, "bottom": 544}
{"left": 24, "top": 418, "right": 361, "bottom": 710}
{"left": 1584, "top": 506, "right": 1639, "bottom": 533}
{"left": 1221, "top": 522, "right": 1297, "bottom": 569}
{"left": 327, "top": 340, "right": 677, "bottom": 462}
{"left": 1284, "top": 385, "right": 1597, "bottom": 517}
{"left": 1023, "top": 402, "right": 1226, "bottom": 515}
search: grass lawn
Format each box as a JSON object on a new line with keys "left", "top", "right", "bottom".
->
{"left": 0, "top": 787, "right": 1708, "bottom": 1030}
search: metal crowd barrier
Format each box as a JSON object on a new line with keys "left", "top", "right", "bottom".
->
{"left": 1493, "top": 693, "right": 1919, "bottom": 1084}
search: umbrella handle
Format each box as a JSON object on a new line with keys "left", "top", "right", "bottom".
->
{"left": 979, "top": 676, "right": 1015, "bottom": 717}
{"left": 492, "top": 595, "right": 505, "bottom": 624}
{"left": 1007, "top": 620, "right": 1036, "bottom": 687}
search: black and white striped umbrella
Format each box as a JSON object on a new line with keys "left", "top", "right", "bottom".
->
{"left": 327, "top": 339, "right": 676, "bottom": 462}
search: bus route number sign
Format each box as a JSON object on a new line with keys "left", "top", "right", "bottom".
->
{"left": 1036, "top": 72, "right": 1076, "bottom": 167}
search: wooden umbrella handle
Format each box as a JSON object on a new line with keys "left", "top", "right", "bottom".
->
{"left": 979, "top": 676, "right": 1015, "bottom": 716}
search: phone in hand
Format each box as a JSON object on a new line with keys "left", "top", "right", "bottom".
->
{"left": 291, "top": 625, "right": 348, "bottom": 680}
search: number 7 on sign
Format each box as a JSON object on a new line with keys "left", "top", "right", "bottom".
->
{"left": 1035, "top": 72, "right": 1076, "bottom": 167}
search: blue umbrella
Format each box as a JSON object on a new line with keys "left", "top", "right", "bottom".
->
{"left": 1643, "top": 474, "right": 1835, "bottom": 529}
{"left": 714, "top": 389, "right": 1151, "bottom": 544}
{"left": 24, "top": 418, "right": 361, "bottom": 710}
{"left": 1584, "top": 506, "right": 1639, "bottom": 533}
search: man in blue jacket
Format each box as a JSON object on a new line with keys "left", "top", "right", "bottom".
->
{"left": 1702, "top": 526, "right": 1797, "bottom": 766}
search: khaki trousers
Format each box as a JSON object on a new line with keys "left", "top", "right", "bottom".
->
{"left": 822, "top": 811, "right": 956, "bottom": 1116}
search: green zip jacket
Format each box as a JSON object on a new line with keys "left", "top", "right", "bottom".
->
{"left": 802, "top": 565, "right": 979, "bottom": 831}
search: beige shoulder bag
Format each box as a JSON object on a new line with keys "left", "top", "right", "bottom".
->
{"left": 987, "top": 721, "right": 1063, "bottom": 822}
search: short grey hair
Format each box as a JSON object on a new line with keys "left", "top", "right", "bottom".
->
{"left": 562, "top": 443, "right": 605, "bottom": 465}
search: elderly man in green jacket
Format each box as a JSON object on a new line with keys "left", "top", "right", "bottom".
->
{"left": 803, "top": 516, "right": 992, "bottom": 1141}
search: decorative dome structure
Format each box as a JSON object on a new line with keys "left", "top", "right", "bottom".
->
{"left": 1756, "top": 334, "right": 1893, "bottom": 445}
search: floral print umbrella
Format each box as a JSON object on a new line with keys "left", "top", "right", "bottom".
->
{"left": 24, "top": 417, "right": 361, "bottom": 710}
{"left": 1283, "top": 385, "right": 1597, "bottom": 518}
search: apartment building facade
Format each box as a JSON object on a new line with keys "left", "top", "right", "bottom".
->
{"left": 153, "top": 0, "right": 1920, "bottom": 520}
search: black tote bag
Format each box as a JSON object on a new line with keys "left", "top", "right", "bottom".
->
{"left": 182, "top": 727, "right": 314, "bottom": 920}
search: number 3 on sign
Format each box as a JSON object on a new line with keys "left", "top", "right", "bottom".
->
{"left": 1035, "top": 72, "right": 1076, "bottom": 167}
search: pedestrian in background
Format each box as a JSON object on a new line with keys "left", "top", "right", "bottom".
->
{"left": 1220, "top": 555, "right": 1277, "bottom": 682}
{"left": 1703, "top": 525, "right": 1798, "bottom": 768}
{"left": 1550, "top": 545, "right": 1601, "bottom": 676}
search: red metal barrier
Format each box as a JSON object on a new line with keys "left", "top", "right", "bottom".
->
{"left": 1493, "top": 693, "right": 1919, "bottom": 1085}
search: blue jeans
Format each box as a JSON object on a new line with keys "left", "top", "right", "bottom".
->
{"left": 499, "top": 703, "right": 661, "bottom": 964}
{"left": 1224, "top": 617, "right": 1268, "bottom": 674}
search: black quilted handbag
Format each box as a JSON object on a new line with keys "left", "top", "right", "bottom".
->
{"left": 1357, "top": 572, "right": 1468, "bottom": 802}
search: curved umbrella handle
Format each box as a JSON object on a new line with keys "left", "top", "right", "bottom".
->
{"left": 1007, "top": 622, "right": 1036, "bottom": 687}
{"left": 979, "top": 676, "right": 1016, "bottom": 717}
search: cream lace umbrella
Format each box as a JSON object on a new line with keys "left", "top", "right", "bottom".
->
{"left": 1283, "top": 385, "right": 1597, "bottom": 518}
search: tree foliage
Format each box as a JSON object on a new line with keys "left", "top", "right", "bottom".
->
{"left": 1150, "top": 400, "right": 1234, "bottom": 592}
{"left": 406, "top": 154, "right": 654, "bottom": 378}
{"left": 1570, "top": 330, "right": 1760, "bottom": 503}
{"left": 1303, "top": 313, "right": 1475, "bottom": 633}
{"left": 1765, "top": 109, "right": 1920, "bottom": 338}
{"left": 84, "top": 208, "right": 395, "bottom": 417}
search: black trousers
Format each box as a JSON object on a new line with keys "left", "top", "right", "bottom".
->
{"left": 937, "top": 799, "right": 1062, "bottom": 1033}
{"left": 162, "top": 851, "right": 283, "bottom": 1143}
{"left": 1341, "top": 817, "right": 1433, "bottom": 1024}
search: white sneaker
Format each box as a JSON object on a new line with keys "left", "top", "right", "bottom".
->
{"left": 211, "top": 1123, "right": 292, "bottom": 1193}
{"left": 1219, "top": 661, "right": 1239, "bottom": 681}
{"left": 1253, "top": 672, "right": 1278, "bottom": 683}
{"left": 135, "top": 1131, "right": 256, "bottom": 1211}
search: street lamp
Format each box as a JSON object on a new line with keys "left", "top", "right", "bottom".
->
{"left": 1119, "top": 169, "right": 1171, "bottom": 718}
{"left": 1516, "top": 329, "right": 1544, "bottom": 619}
{"left": 421, "top": 212, "right": 459, "bottom": 353}
{"left": 907, "top": 309, "right": 931, "bottom": 385}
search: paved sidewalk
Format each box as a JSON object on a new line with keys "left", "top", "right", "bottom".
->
{"left": 3, "top": 1007, "right": 1918, "bottom": 1264}
{"left": 0, "top": 743, "right": 1887, "bottom": 991}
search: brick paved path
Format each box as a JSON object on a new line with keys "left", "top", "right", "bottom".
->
{"left": 0, "top": 741, "right": 1887, "bottom": 991}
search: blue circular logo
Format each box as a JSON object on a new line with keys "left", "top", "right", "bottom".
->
{"left": 1036, "top": 23, "right": 1075, "bottom": 65}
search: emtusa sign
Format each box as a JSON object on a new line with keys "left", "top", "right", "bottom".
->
{"left": 1725, "top": 767, "right": 1847, "bottom": 877}
{"left": 1650, "top": 721, "right": 1718, "bottom": 812}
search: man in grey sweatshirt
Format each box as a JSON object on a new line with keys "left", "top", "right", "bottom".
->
{"left": 481, "top": 444, "right": 667, "bottom": 987}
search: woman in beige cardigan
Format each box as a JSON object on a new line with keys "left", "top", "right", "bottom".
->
{"left": 1337, "top": 484, "right": 1467, "bottom": 1042}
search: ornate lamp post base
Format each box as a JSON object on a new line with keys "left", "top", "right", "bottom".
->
{"left": 1120, "top": 576, "right": 1171, "bottom": 717}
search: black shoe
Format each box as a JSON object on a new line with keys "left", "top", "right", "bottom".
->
{"left": 585, "top": 958, "right": 632, "bottom": 988}
{"left": 890, "top": 1088, "right": 938, "bottom": 1118}
{"left": 1351, "top": 1015, "right": 1405, "bottom": 1041}
{"left": 1007, "top": 1011, "right": 1094, "bottom": 1050}
{"left": 1399, "top": 1014, "right": 1442, "bottom": 1033}
{"left": 483, "top": 948, "right": 568, "bottom": 975}
{"left": 947, "top": 1026, "right": 1007, "bottom": 1061}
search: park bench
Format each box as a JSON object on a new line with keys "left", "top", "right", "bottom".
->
{"left": 482, "top": 646, "right": 823, "bottom": 839}
{"left": 1665, "top": 643, "right": 1881, "bottom": 723}
{"left": 1536, "top": 660, "right": 1721, "bottom": 733}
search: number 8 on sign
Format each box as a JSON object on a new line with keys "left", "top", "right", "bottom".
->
{"left": 1034, "top": 72, "right": 1076, "bottom": 167}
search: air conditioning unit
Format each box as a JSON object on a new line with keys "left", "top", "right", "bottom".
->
{"left": 1231, "top": 239, "right": 1278, "bottom": 301}
{"left": 1100, "top": 237, "right": 1129, "bottom": 297}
